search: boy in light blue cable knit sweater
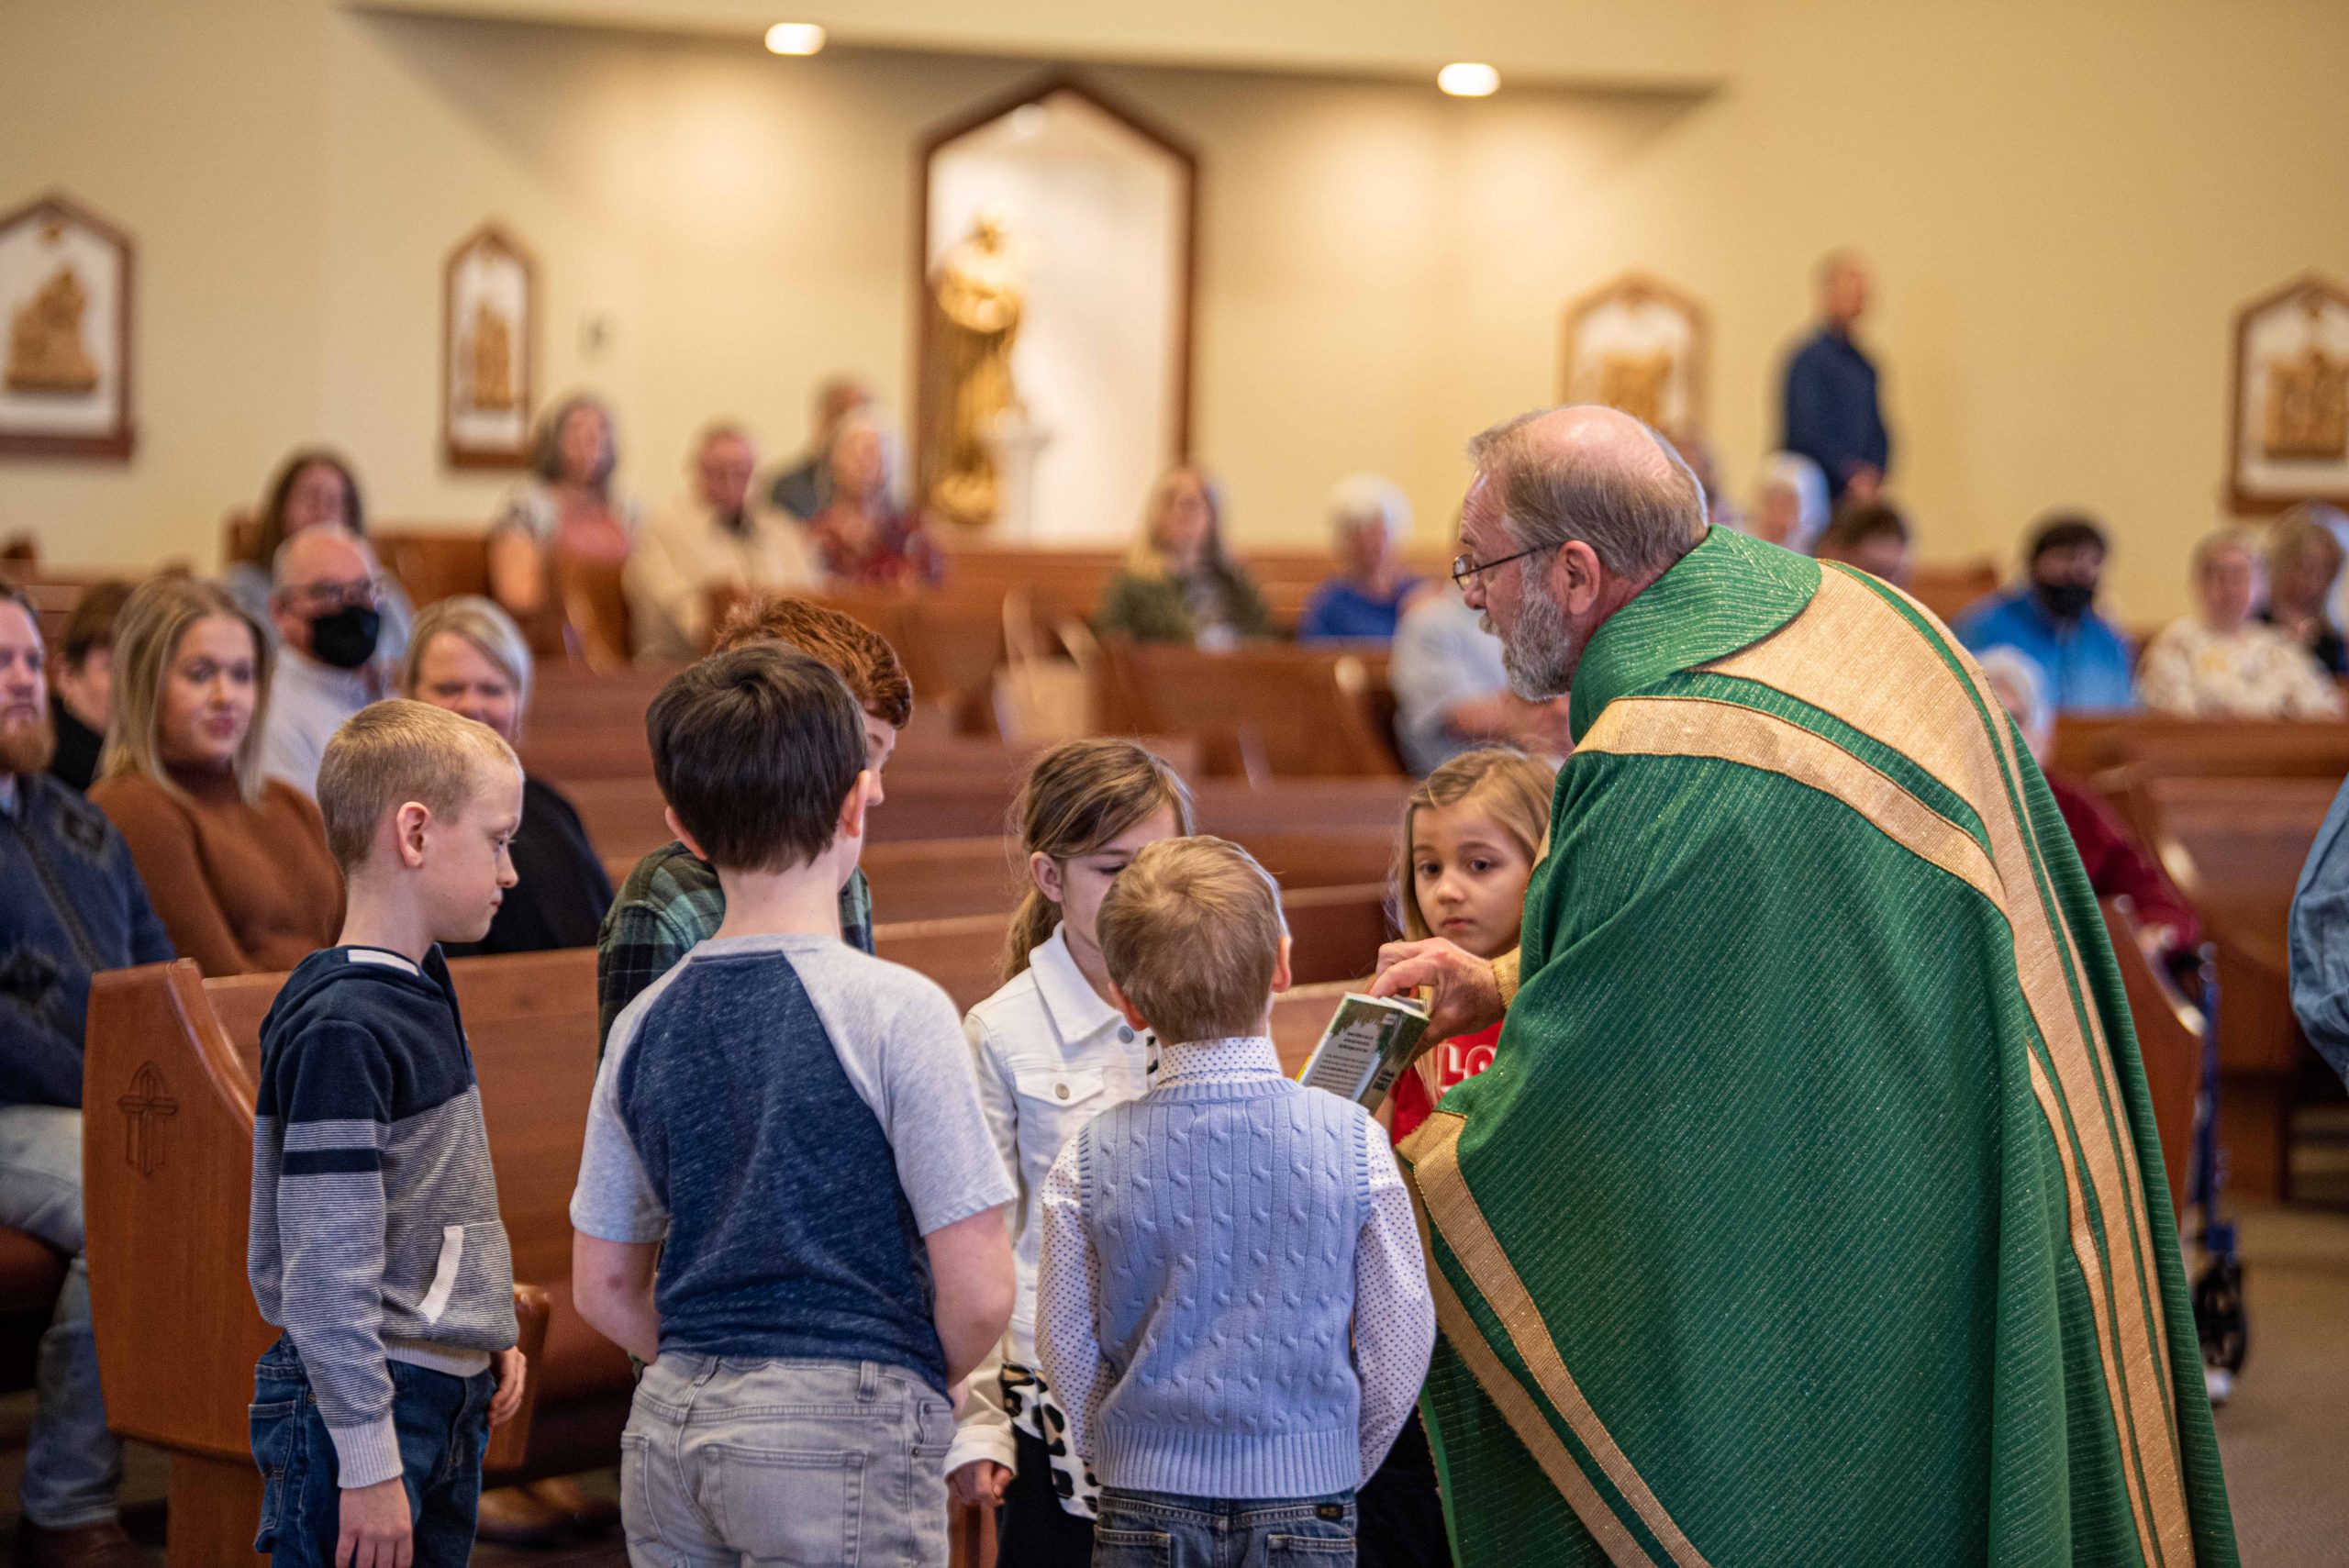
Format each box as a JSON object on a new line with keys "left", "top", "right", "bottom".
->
{"left": 1035, "top": 836, "right": 1436, "bottom": 1566}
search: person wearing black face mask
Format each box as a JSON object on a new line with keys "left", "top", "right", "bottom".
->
{"left": 1954, "top": 512, "right": 2141, "bottom": 714}
{"left": 254, "top": 523, "right": 394, "bottom": 797}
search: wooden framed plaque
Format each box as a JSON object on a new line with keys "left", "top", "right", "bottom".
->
{"left": 2229, "top": 272, "right": 2349, "bottom": 513}
{"left": 1560, "top": 271, "right": 1709, "bottom": 439}
{"left": 0, "top": 192, "right": 135, "bottom": 461}
{"left": 442, "top": 223, "right": 536, "bottom": 470}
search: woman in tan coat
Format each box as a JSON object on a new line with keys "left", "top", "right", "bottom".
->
{"left": 89, "top": 577, "right": 341, "bottom": 975}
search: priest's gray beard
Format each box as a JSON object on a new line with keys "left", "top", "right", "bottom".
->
{"left": 1498, "top": 586, "right": 1580, "bottom": 702}
{"left": 0, "top": 706, "right": 55, "bottom": 777}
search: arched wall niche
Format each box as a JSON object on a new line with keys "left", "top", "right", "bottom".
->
{"left": 914, "top": 74, "right": 1197, "bottom": 544}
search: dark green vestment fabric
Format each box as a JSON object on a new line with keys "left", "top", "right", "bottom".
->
{"left": 1399, "top": 527, "right": 2235, "bottom": 1567}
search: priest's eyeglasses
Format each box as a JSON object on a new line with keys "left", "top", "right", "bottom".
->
{"left": 1450, "top": 545, "right": 1549, "bottom": 590}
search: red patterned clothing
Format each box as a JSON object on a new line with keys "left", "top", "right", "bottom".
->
{"left": 1387, "top": 1020, "right": 1501, "bottom": 1144}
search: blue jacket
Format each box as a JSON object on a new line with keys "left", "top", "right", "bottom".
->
{"left": 0, "top": 773, "right": 173, "bottom": 1108}
{"left": 1954, "top": 588, "right": 2140, "bottom": 713}
{"left": 2291, "top": 777, "right": 2349, "bottom": 1086}
{"left": 1781, "top": 327, "right": 1889, "bottom": 497}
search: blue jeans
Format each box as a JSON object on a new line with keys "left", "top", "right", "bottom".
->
{"left": 249, "top": 1336, "right": 495, "bottom": 1568}
{"left": 0, "top": 1106, "right": 119, "bottom": 1529}
{"left": 1094, "top": 1487, "right": 1358, "bottom": 1567}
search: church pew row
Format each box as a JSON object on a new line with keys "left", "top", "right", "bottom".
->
{"left": 2049, "top": 713, "right": 2349, "bottom": 784}
{"left": 1095, "top": 641, "right": 1403, "bottom": 778}
{"left": 2122, "top": 773, "right": 2339, "bottom": 1201}
{"left": 83, "top": 876, "right": 1394, "bottom": 1565}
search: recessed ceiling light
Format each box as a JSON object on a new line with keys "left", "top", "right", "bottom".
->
{"left": 1437, "top": 62, "right": 1500, "bottom": 97}
{"left": 764, "top": 22, "right": 826, "bottom": 56}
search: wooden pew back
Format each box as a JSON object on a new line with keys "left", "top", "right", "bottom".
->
{"left": 2050, "top": 714, "right": 2349, "bottom": 783}
{"left": 1098, "top": 642, "right": 1400, "bottom": 778}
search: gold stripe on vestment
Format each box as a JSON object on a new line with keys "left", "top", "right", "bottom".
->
{"left": 1409, "top": 1181, "right": 1660, "bottom": 1568}
{"left": 1701, "top": 568, "right": 2191, "bottom": 1565}
{"left": 1405, "top": 1110, "right": 1715, "bottom": 1568}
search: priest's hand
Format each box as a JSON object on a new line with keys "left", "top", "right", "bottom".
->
{"left": 1370, "top": 938, "right": 1506, "bottom": 1045}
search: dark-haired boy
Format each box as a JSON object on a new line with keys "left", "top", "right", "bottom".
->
{"left": 571, "top": 645, "right": 1015, "bottom": 1566}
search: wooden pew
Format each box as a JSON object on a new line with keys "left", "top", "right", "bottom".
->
{"left": 2125, "top": 773, "right": 2339, "bottom": 1199}
{"left": 2100, "top": 898, "right": 2204, "bottom": 1210}
{"left": 1097, "top": 642, "right": 1401, "bottom": 778}
{"left": 2050, "top": 713, "right": 2349, "bottom": 784}
{"left": 1907, "top": 561, "right": 1999, "bottom": 627}
{"left": 84, "top": 954, "right": 617, "bottom": 1565}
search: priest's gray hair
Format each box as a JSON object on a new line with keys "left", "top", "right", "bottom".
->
{"left": 1468, "top": 406, "right": 1709, "bottom": 579}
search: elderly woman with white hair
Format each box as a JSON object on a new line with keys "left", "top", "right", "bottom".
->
{"left": 2138, "top": 528, "right": 2343, "bottom": 718}
{"left": 403, "top": 595, "right": 613, "bottom": 959}
{"left": 1297, "top": 473, "right": 1428, "bottom": 641}
{"left": 1745, "top": 450, "right": 1831, "bottom": 553}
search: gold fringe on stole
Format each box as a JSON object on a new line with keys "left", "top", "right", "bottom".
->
{"left": 1700, "top": 567, "right": 2193, "bottom": 1565}
{"left": 1405, "top": 1111, "right": 1715, "bottom": 1568}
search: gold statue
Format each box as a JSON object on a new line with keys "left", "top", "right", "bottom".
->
{"left": 921, "top": 211, "right": 1025, "bottom": 527}
{"left": 465, "top": 299, "right": 518, "bottom": 413}
{"left": 1597, "top": 350, "right": 1675, "bottom": 429}
{"left": 6, "top": 263, "right": 100, "bottom": 395}
{"left": 2264, "top": 298, "right": 2348, "bottom": 462}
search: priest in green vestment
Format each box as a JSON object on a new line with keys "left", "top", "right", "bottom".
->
{"left": 1371, "top": 406, "right": 2235, "bottom": 1566}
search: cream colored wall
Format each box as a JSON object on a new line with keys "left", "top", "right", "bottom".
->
{"left": 4, "top": 0, "right": 2348, "bottom": 619}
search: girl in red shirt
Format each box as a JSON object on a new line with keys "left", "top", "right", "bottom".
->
{"left": 1363, "top": 744, "right": 1556, "bottom": 1568}
{"left": 1384, "top": 745, "right": 1557, "bottom": 1143}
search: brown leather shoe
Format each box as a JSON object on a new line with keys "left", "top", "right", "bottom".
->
{"left": 473, "top": 1484, "right": 571, "bottom": 1548}
{"left": 13, "top": 1518, "right": 144, "bottom": 1568}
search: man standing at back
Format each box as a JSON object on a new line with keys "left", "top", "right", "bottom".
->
{"left": 0, "top": 584, "right": 173, "bottom": 1567}
{"left": 1373, "top": 406, "right": 2234, "bottom": 1565}
{"left": 1781, "top": 250, "right": 1889, "bottom": 503}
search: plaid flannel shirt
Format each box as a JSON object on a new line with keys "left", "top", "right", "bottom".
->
{"left": 595, "top": 840, "right": 876, "bottom": 1054}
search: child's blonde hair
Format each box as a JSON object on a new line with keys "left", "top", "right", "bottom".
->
{"left": 1001, "top": 738, "right": 1196, "bottom": 981}
{"left": 1392, "top": 746, "right": 1557, "bottom": 941}
{"left": 1097, "top": 837, "right": 1285, "bottom": 1045}
{"left": 317, "top": 699, "right": 520, "bottom": 871}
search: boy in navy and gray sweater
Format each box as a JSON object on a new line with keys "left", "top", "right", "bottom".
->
{"left": 1035, "top": 837, "right": 1436, "bottom": 1566}
{"left": 249, "top": 701, "right": 529, "bottom": 1568}
{"left": 568, "top": 644, "right": 1015, "bottom": 1567}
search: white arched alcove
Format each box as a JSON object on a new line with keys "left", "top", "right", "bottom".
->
{"left": 916, "top": 79, "right": 1197, "bottom": 544}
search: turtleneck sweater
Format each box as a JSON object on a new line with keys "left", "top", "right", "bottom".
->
{"left": 89, "top": 761, "right": 342, "bottom": 976}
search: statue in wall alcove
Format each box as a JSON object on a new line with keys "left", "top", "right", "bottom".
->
{"left": 6, "top": 261, "right": 101, "bottom": 395}
{"left": 923, "top": 209, "right": 1027, "bottom": 527}
{"left": 464, "top": 297, "right": 519, "bottom": 414}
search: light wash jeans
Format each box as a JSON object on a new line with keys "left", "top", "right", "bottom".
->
{"left": 620, "top": 1353, "right": 954, "bottom": 1567}
{"left": 0, "top": 1106, "right": 120, "bottom": 1529}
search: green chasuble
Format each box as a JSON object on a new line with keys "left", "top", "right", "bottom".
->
{"left": 1398, "top": 526, "right": 2235, "bottom": 1567}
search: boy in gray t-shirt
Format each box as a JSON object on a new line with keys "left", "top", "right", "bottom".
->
{"left": 569, "top": 645, "right": 1015, "bottom": 1567}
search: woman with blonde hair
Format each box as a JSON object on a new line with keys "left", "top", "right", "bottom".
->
{"left": 89, "top": 576, "right": 340, "bottom": 975}
{"left": 403, "top": 595, "right": 612, "bottom": 958}
{"left": 946, "top": 739, "right": 1195, "bottom": 1563}
{"left": 1093, "top": 465, "right": 1272, "bottom": 646}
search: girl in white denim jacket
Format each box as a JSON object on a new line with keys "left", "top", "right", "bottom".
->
{"left": 944, "top": 740, "right": 1194, "bottom": 1566}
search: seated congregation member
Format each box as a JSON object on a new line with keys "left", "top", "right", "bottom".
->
{"left": 1389, "top": 579, "right": 1570, "bottom": 775}
{"left": 1978, "top": 647, "right": 2203, "bottom": 980}
{"left": 90, "top": 578, "right": 340, "bottom": 975}
{"left": 46, "top": 580, "right": 131, "bottom": 793}
{"left": 1298, "top": 474, "right": 1425, "bottom": 641}
{"left": 570, "top": 646, "right": 1016, "bottom": 1567}
{"left": 2138, "top": 529, "right": 2342, "bottom": 719}
{"left": 625, "top": 423, "right": 818, "bottom": 667}
{"left": 488, "top": 393, "right": 639, "bottom": 624}
{"left": 946, "top": 740, "right": 1197, "bottom": 1563}
{"left": 1359, "top": 745, "right": 1553, "bottom": 1566}
{"left": 2292, "top": 774, "right": 2349, "bottom": 1088}
{"left": 806, "top": 411, "right": 941, "bottom": 588}
{"left": 1095, "top": 465, "right": 1274, "bottom": 647}
{"left": 1036, "top": 837, "right": 1435, "bottom": 1563}
{"left": 1816, "top": 498, "right": 1914, "bottom": 588}
{"left": 769, "top": 373, "right": 871, "bottom": 521}
{"left": 1743, "top": 450, "right": 1830, "bottom": 552}
{"left": 256, "top": 524, "right": 395, "bottom": 796}
{"left": 2260, "top": 501, "right": 2349, "bottom": 675}
{"left": 227, "top": 449, "right": 416, "bottom": 667}
{"left": 1954, "top": 511, "right": 2138, "bottom": 712}
{"left": 248, "top": 702, "right": 528, "bottom": 1568}
{"left": 405, "top": 596, "right": 612, "bottom": 957}
{"left": 0, "top": 584, "right": 172, "bottom": 1568}
{"left": 596, "top": 595, "right": 911, "bottom": 1048}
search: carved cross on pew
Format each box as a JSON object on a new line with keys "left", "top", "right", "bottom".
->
{"left": 117, "top": 1062, "right": 177, "bottom": 1178}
